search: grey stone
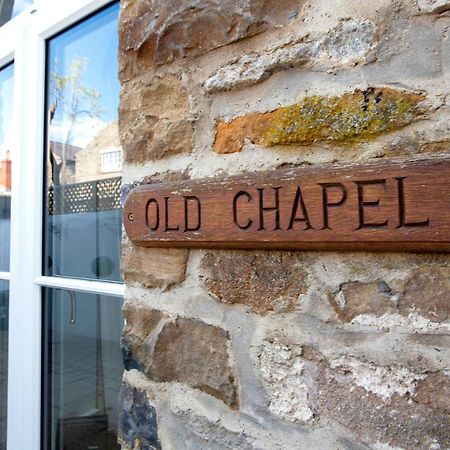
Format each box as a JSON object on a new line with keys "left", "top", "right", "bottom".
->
{"left": 418, "top": 0, "right": 450, "bottom": 13}
{"left": 173, "top": 410, "right": 256, "bottom": 450}
{"left": 205, "top": 19, "right": 376, "bottom": 92}
{"left": 118, "top": 383, "right": 161, "bottom": 450}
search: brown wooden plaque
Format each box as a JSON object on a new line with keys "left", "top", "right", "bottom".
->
{"left": 123, "top": 156, "right": 450, "bottom": 251}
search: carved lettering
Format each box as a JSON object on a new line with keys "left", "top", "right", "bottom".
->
{"left": 145, "top": 198, "right": 160, "bottom": 231}
{"left": 395, "top": 177, "right": 430, "bottom": 228}
{"left": 319, "top": 183, "right": 348, "bottom": 230}
{"left": 287, "top": 186, "right": 313, "bottom": 230}
{"left": 164, "top": 196, "right": 180, "bottom": 232}
{"left": 233, "top": 191, "right": 253, "bottom": 230}
{"left": 124, "top": 157, "right": 450, "bottom": 251}
{"left": 355, "top": 179, "right": 389, "bottom": 230}
{"left": 183, "top": 196, "right": 202, "bottom": 232}
{"left": 257, "top": 187, "right": 281, "bottom": 231}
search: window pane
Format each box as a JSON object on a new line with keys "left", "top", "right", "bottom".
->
{"left": 0, "top": 0, "right": 33, "bottom": 27}
{"left": 44, "top": 3, "right": 122, "bottom": 282}
{"left": 0, "top": 63, "right": 13, "bottom": 272}
{"left": 42, "top": 288, "right": 123, "bottom": 450}
{"left": 0, "top": 280, "right": 8, "bottom": 450}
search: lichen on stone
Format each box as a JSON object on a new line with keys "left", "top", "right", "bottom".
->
{"left": 213, "top": 88, "right": 425, "bottom": 153}
{"left": 264, "top": 88, "right": 423, "bottom": 145}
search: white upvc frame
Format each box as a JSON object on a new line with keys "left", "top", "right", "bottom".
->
{"left": 1, "top": 1, "right": 124, "bottom": 449}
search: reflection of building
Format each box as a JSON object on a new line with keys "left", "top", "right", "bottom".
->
{"left": 0, "top": 151, "right": 11, "bottom": 193}
{"left": 48, "top": 121, "right": 122, "bottom": 216}
{"left": 49, "top": 121, "right": 122, "bottom": 185}
{"left": 49, "top": 141, "right": 81, "bottom": 184}
{"left": 74, "top": 121, "right": 122, "bottom": 183}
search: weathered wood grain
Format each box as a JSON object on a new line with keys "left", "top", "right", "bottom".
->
{"left": 123, "top": 156, "right": 450, "bottom": 251}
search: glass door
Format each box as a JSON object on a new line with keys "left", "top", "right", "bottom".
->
{"left": 42, "top": 290, "right": 123, "bottom": 450}
{"left": 0, "top": 280, "right": 8, "bottom": 450}
{"left": 41, "top": 3, "right": 123, "bottom": 449}
{"left": 0, "top": 61, "right": 13, "bottom": 450}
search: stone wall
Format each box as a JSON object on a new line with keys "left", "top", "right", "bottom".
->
{"left": 117, "top": 0, "right": 450, "bottom": 449}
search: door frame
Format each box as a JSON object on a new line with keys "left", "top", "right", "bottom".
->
{"left": 0, "top": 2, "right": 124, "bottom": 449}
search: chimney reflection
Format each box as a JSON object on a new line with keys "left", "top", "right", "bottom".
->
{"left": 0, "top": 150, "right": 11, "bottom": 193}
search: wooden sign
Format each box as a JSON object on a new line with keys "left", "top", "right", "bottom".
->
{"left": 123, "top": 156, "right": 450, "bottom": 251}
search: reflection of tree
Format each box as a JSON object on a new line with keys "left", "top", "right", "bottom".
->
{"left": 49, "top": 57, "right": 102, "bottom": 185}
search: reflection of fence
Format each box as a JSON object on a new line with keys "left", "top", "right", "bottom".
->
{"left": 48, "top": 177, "right": 121, "bottom": 215}
{"left": 0, "top": 195, "right": 10, "bottom": 218}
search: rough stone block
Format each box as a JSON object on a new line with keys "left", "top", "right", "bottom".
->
{"left": 121, "top": 303, "right": 164, "bottom": 372}
{"left": 171, "top": 409, "right": 257, "bottom": 450}
{"left": 214, "top": 88, "right": 425, "bottom": 153}
{"left": 254, "top": 337, "right": 450, "bottom": 448}
{"left": 418, "top": 0, "right": 450, "bottom": 13}
{"left": 121, "top": 239, "right": 188, "bottom": 289}
{"left": 149, "top": 318, "right": 238, "bottom": 408}
{"left": 119, "top": 0, "right": 302, "bottom": 79}
{"left": 123, "top": 303, "right": 164, "bottom": 341}
{"left": 118, "top": 383, "right": 161, "bottom": 450}
{"left": 318, "top": 374, "right": 450, "bottom": 449}
{"left": 205, "top": 19, "right": 377, "bottom": 93}
{"left": 331, "top": 266, "right": 450, "bottom": 323}
{"left": 415, "top": 371, "right": 450, "bottom": 413}
{"left": 200, "top": 251, "right": 307, "bottom": 314}
{"left": 396, "top": 266, "right": 450, "bottom": 322}
{"left": 120, "top": 75, "right": 192, "bottom": 163}
{"left": 330, "top": 281, "right": 397, "bottom": 322}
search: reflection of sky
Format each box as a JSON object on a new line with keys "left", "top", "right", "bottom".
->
{"left": 50, "top": 116, "right": 107, "bottom": 148}
{"left": 12, "top": 0, "right": 33, "bottom": 17}
{"left": 0, "top": 64, "right": 14, "bottom": 159}
{"left": 47, "top": 3, "right": 120, "bottom": 148}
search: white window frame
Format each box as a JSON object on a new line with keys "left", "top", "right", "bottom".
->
{"left": 101, "top": 148, "right": 123, "bottom": 173}
{"left": 0, "top": 2, "right": 125, "bottom": 449}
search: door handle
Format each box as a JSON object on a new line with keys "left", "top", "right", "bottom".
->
{"left": 67, "top": 290, "right": 76, "bottom": 324}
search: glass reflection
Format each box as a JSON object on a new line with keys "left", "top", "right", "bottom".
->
{"left": 0, "top": 63, "right": 13, "bottom": 272}
{"left": 0, "top": 281, "right": 8, "bottom": 450}
{"left": 0, "top": 0, "right": 33, "bottom": 27}
{"left": 42, "top": 288, "right": 123, "bottom": 450}
{"left": 44, "top": 3, "right": 122, "bottom": 282}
